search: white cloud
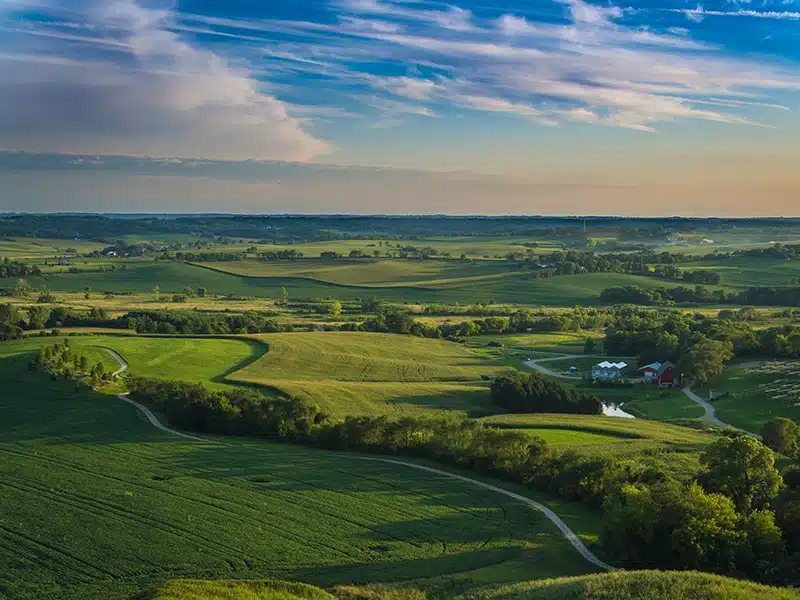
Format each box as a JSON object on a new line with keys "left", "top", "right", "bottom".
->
{"left": 0, "top": 0, "right": 328, "bottom": 161}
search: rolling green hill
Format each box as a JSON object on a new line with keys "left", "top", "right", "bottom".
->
{"left": 0, "top": 348, "right": 599, "bottom": 600}
{"left": 231, "top": 332, "right": 512, "bottom": 417}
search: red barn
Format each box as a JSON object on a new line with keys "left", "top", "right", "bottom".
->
{"left": 657, "top": 362, "right": 677, "bottom": 388}
{"left": 638, "top": 361, "right": 678, "bottom": 388}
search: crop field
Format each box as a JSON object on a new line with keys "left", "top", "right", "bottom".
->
{"left": 689, "top": 258, "right": 800, "bottom": 287}
{"left": 469, "top": 333, "right": 605, "bottom": 356}
{"left": 197, "top": 259, "right": 516, "bottom": 288}
{"left": 18, "top": 260, "right": 720, "bottom": 306}
{"left": 481, "top": 413, "right": 715, "bottom": 460}
{"left": 0, "top": 346, "right": 599, "bottom": 600}
{"left": 0, "top": 237, "right": 105, "bottom": 259}
{"left": 230, "top": 332, "right": 511, "bottom": 417}
{"left": 701, "top": 360, "right": 800, "bottom": 432}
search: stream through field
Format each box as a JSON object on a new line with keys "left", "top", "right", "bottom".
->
{"left": 602, "top": 404, "right": 636, "bottom": 419}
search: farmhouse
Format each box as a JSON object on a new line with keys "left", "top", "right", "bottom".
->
{"left": 638, "top": 361, "right": 678, "bottom": 388}
{"left": 57, "top": 257, "right": 70, "bottom": 266}
{"left": 591, "top": 361, "right": 628, "bottom": 379}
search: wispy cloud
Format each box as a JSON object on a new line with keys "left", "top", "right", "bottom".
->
{"left": 2, "top": 0, "right": 799, "bottom": 164}
{"left": 0, "top": 0, "right": 327, "bottom": 161}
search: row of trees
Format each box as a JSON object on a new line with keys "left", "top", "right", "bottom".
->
{"left": 490, "top": 371, "right": 603, "bottom": 415}
{"left": 604, "top": 306, "right": 800, "bottom": 372}
{"left": 601, "top": 284, "right": 800, "bottom": 308}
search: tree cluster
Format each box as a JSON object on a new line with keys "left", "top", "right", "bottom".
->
{"left": 490, "top": 371, "right": 603, "bottom": 415}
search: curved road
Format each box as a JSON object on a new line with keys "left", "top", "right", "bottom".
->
{"left": 102, "top": 349, "right": 614, "bottom": 572}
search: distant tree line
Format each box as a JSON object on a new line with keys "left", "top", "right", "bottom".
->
{"left": 601, "top": 285, "right": 800, "bottom": 308}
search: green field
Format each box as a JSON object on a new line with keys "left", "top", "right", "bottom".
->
{"left": 16, "top": 260, "right": 724, "bottom": 306}
{"left": 482, "top": 413, "right": 714, "bottom": 461}
{"left": 689, "top": 258, "right": 800, "bottom": 287}
{"left": 0, "top": 237, "right": 105, "bottom": 259}
{"left": 0, "top": 343, "right": 601, "bottom": 600}
{"left": 197, "top": 259, "right": 516, "bottom": 288}
{"left": 468, "top": 332, "right": 604, "bottom": 356}
{"left": 698, "top": 361, "right": 800, "bottom": 432}
{"left": 231, "top": 332, "right": 511, "bottom": 417}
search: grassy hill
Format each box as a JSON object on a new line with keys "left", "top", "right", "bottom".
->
{"left": 0, "top": 348, "right": 599, "bottom": 600}
{"left": 146, "top": 579, "right": 335, "bottom": 600}
{"left": 455, "top": 570, "right": 800, "bottom": 600}
{"left": 481, "top": 413, "right": 714, "bottom": 465}
{"left": 231, "top": 332, "right": 511, "bottom": 417}
{"left": 142, "top": 571, "right": 800, "bottom": 600}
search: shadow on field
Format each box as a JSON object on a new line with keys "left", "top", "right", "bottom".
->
{"left": 209, "top": 338, "right": 269, "bottom": 385}
{"left": 0, "top": 354, "right": 171, "bottom": 445}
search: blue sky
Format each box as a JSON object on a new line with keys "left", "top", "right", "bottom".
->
{"left": 0, "top": 0, "right": 799, "bottom": 214}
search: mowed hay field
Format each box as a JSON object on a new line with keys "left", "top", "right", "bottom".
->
{"left": 230, "top": 333, "right": 512, "bottom": 417}
{"left": 0, "top": 346, "right": 599, "bottom": 600}
{"left": 196, "top": 259, "right": 516, "bottom": 288}
{"left": 481, "top": 413, "right": 715, "bottom": 461}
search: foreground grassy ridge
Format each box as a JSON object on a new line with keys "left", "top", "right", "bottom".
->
{"left": 456, "top": 570, "right": 800, "bottom": 600}
{"left": 481, "top": 414, "right": 715, "bottom": 459}
{"left": 230, "top": 333, "right": 512, "bottom": 417}
{"left": 0, "top": 350, "right": 599, "bottom": 600}
{"left": 147, "top": 579, "right": 335, "bottom": 600}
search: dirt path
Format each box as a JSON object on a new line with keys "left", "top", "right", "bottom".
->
{"left": 100, "top": 347, "right": 129, "bottom": 378}
{"left": 682, "top": 379, "right": 762, "bottom": 439}
{"left": 103, "top": 352, "right": 614, "bottom": 572}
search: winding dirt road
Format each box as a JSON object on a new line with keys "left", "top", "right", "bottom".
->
{"left": 103, "top": 348, "right": 614, "bottom": 572}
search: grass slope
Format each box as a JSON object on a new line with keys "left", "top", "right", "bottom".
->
{"left": 0, "top": 348, "right": 598, "bottom": 600}
{"left": 146, "top": 579, "right": 335, "bottom": 600}
{"left": 698, "top": 361, "right": 800, "bottom": 432}
{"left": 481, "top": 413, "right": 714, "bottom": 461}
{"left": 231, "top": 332, "right": 511, "bottom": 417}
{"left": 457, "top": 570, "right": 800, "bottom": 600}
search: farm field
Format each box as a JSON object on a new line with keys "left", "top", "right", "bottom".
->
{"left": 0, "top": 345, "right": 600, "bottom": 600}
{"left": 0, "top": 237, "right": 105, "bottom": 259}
{"left": 231, "top": 332, "right": 512, "bottom": 417}
{"left": 15, "top": 260, "right": 732, "bottom": 306}
{"left": 698, "top": 361, "right": 800, "bottom": 433}
{"left": 197, "top": 259, "right": 516, "bottom": 288}
{"left": 468, "top": 332, "right": 605, "bottom": 355}
{"left": 0, "top": 335, "right": 266, "bottom": 391}
{"left": 689, "top": 258, "right": 800, "bottom": 287}
{"left": 481, "top": 413, "right": 715, "bottom": 461}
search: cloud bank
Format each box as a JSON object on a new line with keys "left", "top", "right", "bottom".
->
{"left": 0, "top": 0, "right": 327, "bottom": 161}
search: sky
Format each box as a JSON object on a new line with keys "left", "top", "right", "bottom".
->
{"left": 0, "top": 0, "right": 799, "bottom": 215}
